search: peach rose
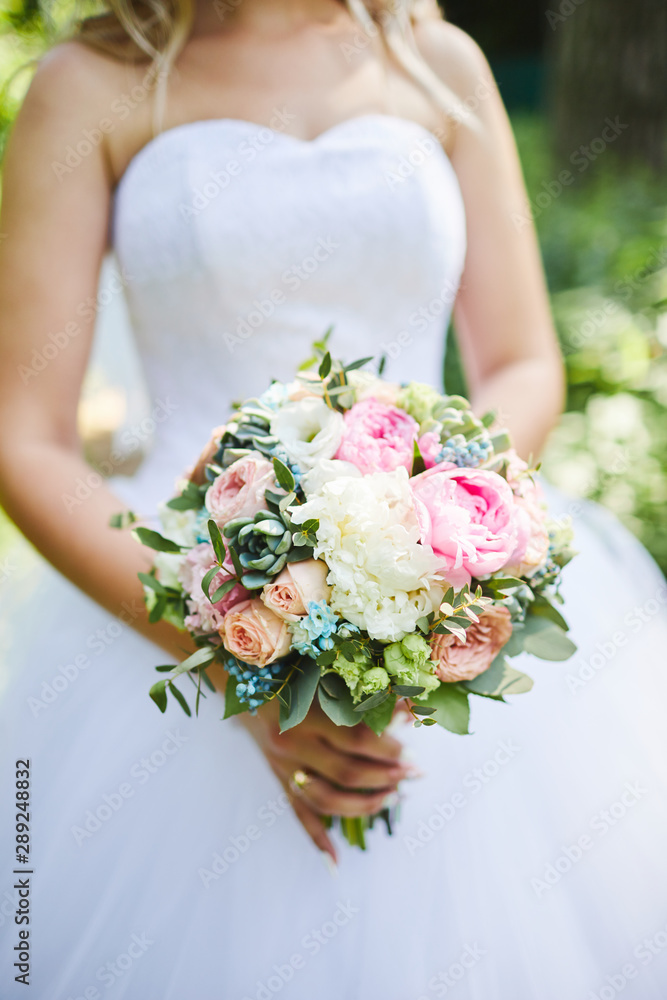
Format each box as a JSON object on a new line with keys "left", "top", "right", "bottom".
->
{"left": 286, "top": 371, "right": 322, "bottom": 402}
{"left": 205, "top": 452, "right": 274, "bottom": 525}
{"left": 260, "top": 559, "right": 331, "bottom": 622}
{"left": 221, "top": 599, "right": 291, "bottom": 667}
{"left": 430, "top": 605, "right": 513, "bottom": 682}
{"left": 188, "top": 425, "right": 226, "bottom": 485}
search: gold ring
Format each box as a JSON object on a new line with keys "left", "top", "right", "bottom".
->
{"left": 290, "top": 769, "right": 309, "bottom": 791}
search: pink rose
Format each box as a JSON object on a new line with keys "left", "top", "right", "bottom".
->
{"left": 261, "top": 559, "right": 331, "bottom": 622}
{"left": 417, "top": 431, "right": 443, "bottom": 469}
{"left": 205, "top": 452, "right": 274, "bottom": 526}
{"left": 221, "top": 599, "right": 291, "bottom": 667}
{"left": 335, "top": 399, "right": 419, "bottom": 475}
{"left": 410, "top": 464, "right": 519, "bottom": 588}
{"left": 430, "top": 605, "right": 513, "bottom": 682}
{"left": 179, "top": 543, "right": 248, "bottom": 632}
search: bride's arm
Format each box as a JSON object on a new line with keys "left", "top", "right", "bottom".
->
{"left": 0, "top": 46, "right": 191, "bottom": 660}
{"left": 416, "top": 21, "right": 566, "bottom": 461}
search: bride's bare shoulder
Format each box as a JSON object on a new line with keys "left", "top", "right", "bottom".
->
{"left": 413, "top": 18, "right": 495, "bottom": 105}
{"left": 9, "top": 40, "right": 140, "bottom": 178}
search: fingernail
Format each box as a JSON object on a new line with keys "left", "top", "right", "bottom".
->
{"left": 320, "top": 851, "right": 338, "bottom": 877}
{"left": 403, "top": 766, "right": 425, "bottom": 780}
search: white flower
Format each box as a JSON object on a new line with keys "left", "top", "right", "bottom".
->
{"left": 153, "top": 552, "right": 185, "bottom": 590}
{"left": 301, "top": 458, "right": 361, "bottom": 497}
{"left": 290, "top": 468, "right": 442, "bottom": 642}
{"left": 270, "top": 398, "right": 344, "bottom": 471}
{"left": 158, "top": 502, "right": 198, "bottom": 547}
{"left": 348, "top": 370, "right": 400, "bottom": 406}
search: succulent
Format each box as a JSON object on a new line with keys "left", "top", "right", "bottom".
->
{"left": 223, "top": 509, "right": 314, "bottom": 590}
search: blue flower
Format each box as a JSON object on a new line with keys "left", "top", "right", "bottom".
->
{"left": 302, "top": 601, "right": 338, "bottom": 642}
{"left": 225, "top": 656, "right": 284, "bottom": 712}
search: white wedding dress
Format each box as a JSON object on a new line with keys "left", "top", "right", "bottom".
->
{"left": 2, "top": 114, "right": 667, "bottom": 1000}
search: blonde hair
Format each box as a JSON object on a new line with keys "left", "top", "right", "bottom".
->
{"left": 76, "top": 0, "right": 464, "bottom": 132}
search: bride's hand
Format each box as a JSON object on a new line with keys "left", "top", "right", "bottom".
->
{"left": 239, "top": 698, "right": 413, "bottom": 862}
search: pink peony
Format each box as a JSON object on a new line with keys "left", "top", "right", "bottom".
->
{"left": 179, "top": 543, "right": 248, "bottom": 632}
{"left": 221, "top": 599, "right": 291, "bottom": 667}
{"left": 205, "top": 452, "right": 274, "bottom": 526}
{"left": 261, "top": 559, "right": 331, "bottom": 622}
{"left": 410, "top": 464, "right": 519, "bottom": 588}
{"left": 335, "top": 399, "right": 419, "bottom": 475}
{"left": 430, "top": 605, "right": 513, "bottom": 682}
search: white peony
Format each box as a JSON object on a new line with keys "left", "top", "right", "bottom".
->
{"left": 301, "top": 458, "right": 362, "bottom": 497}
{"left": 290, "top": 468, "right": 442, "bottom": 642}
{"left": 347, "top": 370, "right": 401, "bottom": 406}
{"left": 270, "top": 397, "right": 344, "bottom": 471}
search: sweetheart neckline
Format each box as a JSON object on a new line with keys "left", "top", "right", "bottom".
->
{"left": 113, "top": 112, "right": 457, "bottom": 198}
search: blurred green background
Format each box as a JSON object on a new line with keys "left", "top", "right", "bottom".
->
{"left": 0, "top": 0, "right": 666, "bottom": 574}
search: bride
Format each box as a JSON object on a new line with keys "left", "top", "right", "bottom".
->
{"left": 1, "top": 0, "right": 667, "bottom": 996}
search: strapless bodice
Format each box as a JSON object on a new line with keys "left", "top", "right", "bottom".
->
{"left": 112, "top": 113, "right": 466, "bottom": 507}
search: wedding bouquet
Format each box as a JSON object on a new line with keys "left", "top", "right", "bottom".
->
{"left": 117, "top": 344, "right": 576, "bottom": 847}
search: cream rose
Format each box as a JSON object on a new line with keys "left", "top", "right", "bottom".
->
{"left": 261, "top": 559, "right": 331, "bottom": 622}
{"left": 221, "top": 599, "right": 291, "bottom": 667}
{"left": 430, "top": 605, "right": 513, "bottom": 682}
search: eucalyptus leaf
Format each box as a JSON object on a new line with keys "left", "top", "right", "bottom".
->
{"left": 149, "top": 679, "right": 168, "bottom": 713}
{"left": 354, "top": 689, "right": 390, "bottom": 713}
{"left": 318, "top": 674, "right": 359, "bottom": 726}
{"left": 171, "top": 646, "right": 217, "bottom": 679}
{"left": 168, "top": 682, "right": 192, "bottom": 717}
{"left": 462, "top": 654, "right": 534, "bottom": 697}
{"left": 223, "top": 676, "right": 247, "bottom": 719}
{"left": 318, "top": 352, "right": 332, "bottom": 379}
{"left": 393, "top": 684, "right": 426, "bottom": 697}
{"left": 362, "top": 693, "right": 397, "bottom": 735}
{"left": 522, "top": 617, "right": 577, "bottom": 661}
{"left": 132, "top": 527, "right": 182, "bottom": 553}
{"left": 207, "top": 519, "right": 227, "bottom": 565}
{"left": 422, "top": 684, "right": 470, "bottom": 735}
{"left": 273, "top": 457, "right": 296, "bottom": 493}
{"left": 279, "top": 659, "right": 320, "bottom": 732}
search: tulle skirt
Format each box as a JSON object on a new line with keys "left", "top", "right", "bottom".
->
{"left": 2, "top": 484, "right": 667, "bottom": 1000}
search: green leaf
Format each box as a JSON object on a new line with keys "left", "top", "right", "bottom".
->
{"left": 207, "top": 519, "right": 227, "bottom": 566}
{"left": 201, "top": 565, "right": 220, "bottom": 601}
{"left": 132, "top": 527, "right": 182, "bottom": 553}
{"left": 354, "top": 689, "right": 390, "bottom": 713}
{"left": 138, "top": 572, "right": 168, "bottom": 595}
{"left": 109, "top": 511, "right": 136, "bottom": 529}
{"left": 279, "top": 659, "right": 320, "bottom": 732}
{"left": 529, "top": 595, "right": 570, "bottom": 631}
{"left": 209, "top": 577, "right": 237, "bottom": 604}
{"left": 223, "top": 675, "right": 248, "bottom": 719}
{"left": 362, "top": 693, "right": 397, "bottom": 735}
{"left": 318, "top": 352, "right": 332, "bottom": 379}
{"left": 522, "top": 617, "right": 577, "bottom": 661}
{"left": 411, "top": 705, "right": 436, "bottom": 716}
{"left": 166, "top": 494, "right": 202, "bottom": 511}
{"left": 343, "top": 356, "right": 374, "bottom": 373}
{"left": 228, "top": 545, "right": 244, "bottom": 578}
{"left": 318, "top": 673, "right": 359, "bottom": 726}
{"left": 422, "top": 684, "right": 470, "bottom": 735}
{"left": 486, "top": 576, "right": 525, "bottom": 593}
{"left": 171, "top": 646, "right": 217, "bottom": 679}
{"left": 273, "top": 457, "right": 296, "bottom": 493}
{"left": 149, "top": 679, "right": 168, "bottom": 713}
{"left": 148, "top": 594, "right": 167, "bottom": 623}
{"left": 168, "top": 682, "right": 192, "bottom": 716}
{"left": 412, "top": 438, "right": 426, "bottom": 476}
{"left": 462, "top": 654, "right": 534, "bottom": 697}
{"left": 393, "top": 684, "right": 426, "bottom": 697}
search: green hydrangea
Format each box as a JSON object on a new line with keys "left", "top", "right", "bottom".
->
{"left": 397, "top": 382, "right": 444, "bottom": 427}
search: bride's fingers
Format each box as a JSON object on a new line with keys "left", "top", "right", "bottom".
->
{"left": 296, "top": 740, "right": 408, "bottom": 791}
{"left": 288, "top": 794, "right": 338, "bottom": 864}
{"left": 278, "top": 763, "right": 392, "bottom": 818}
{"left": 318, "top": 723, "right": 405, "bottom": 765}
